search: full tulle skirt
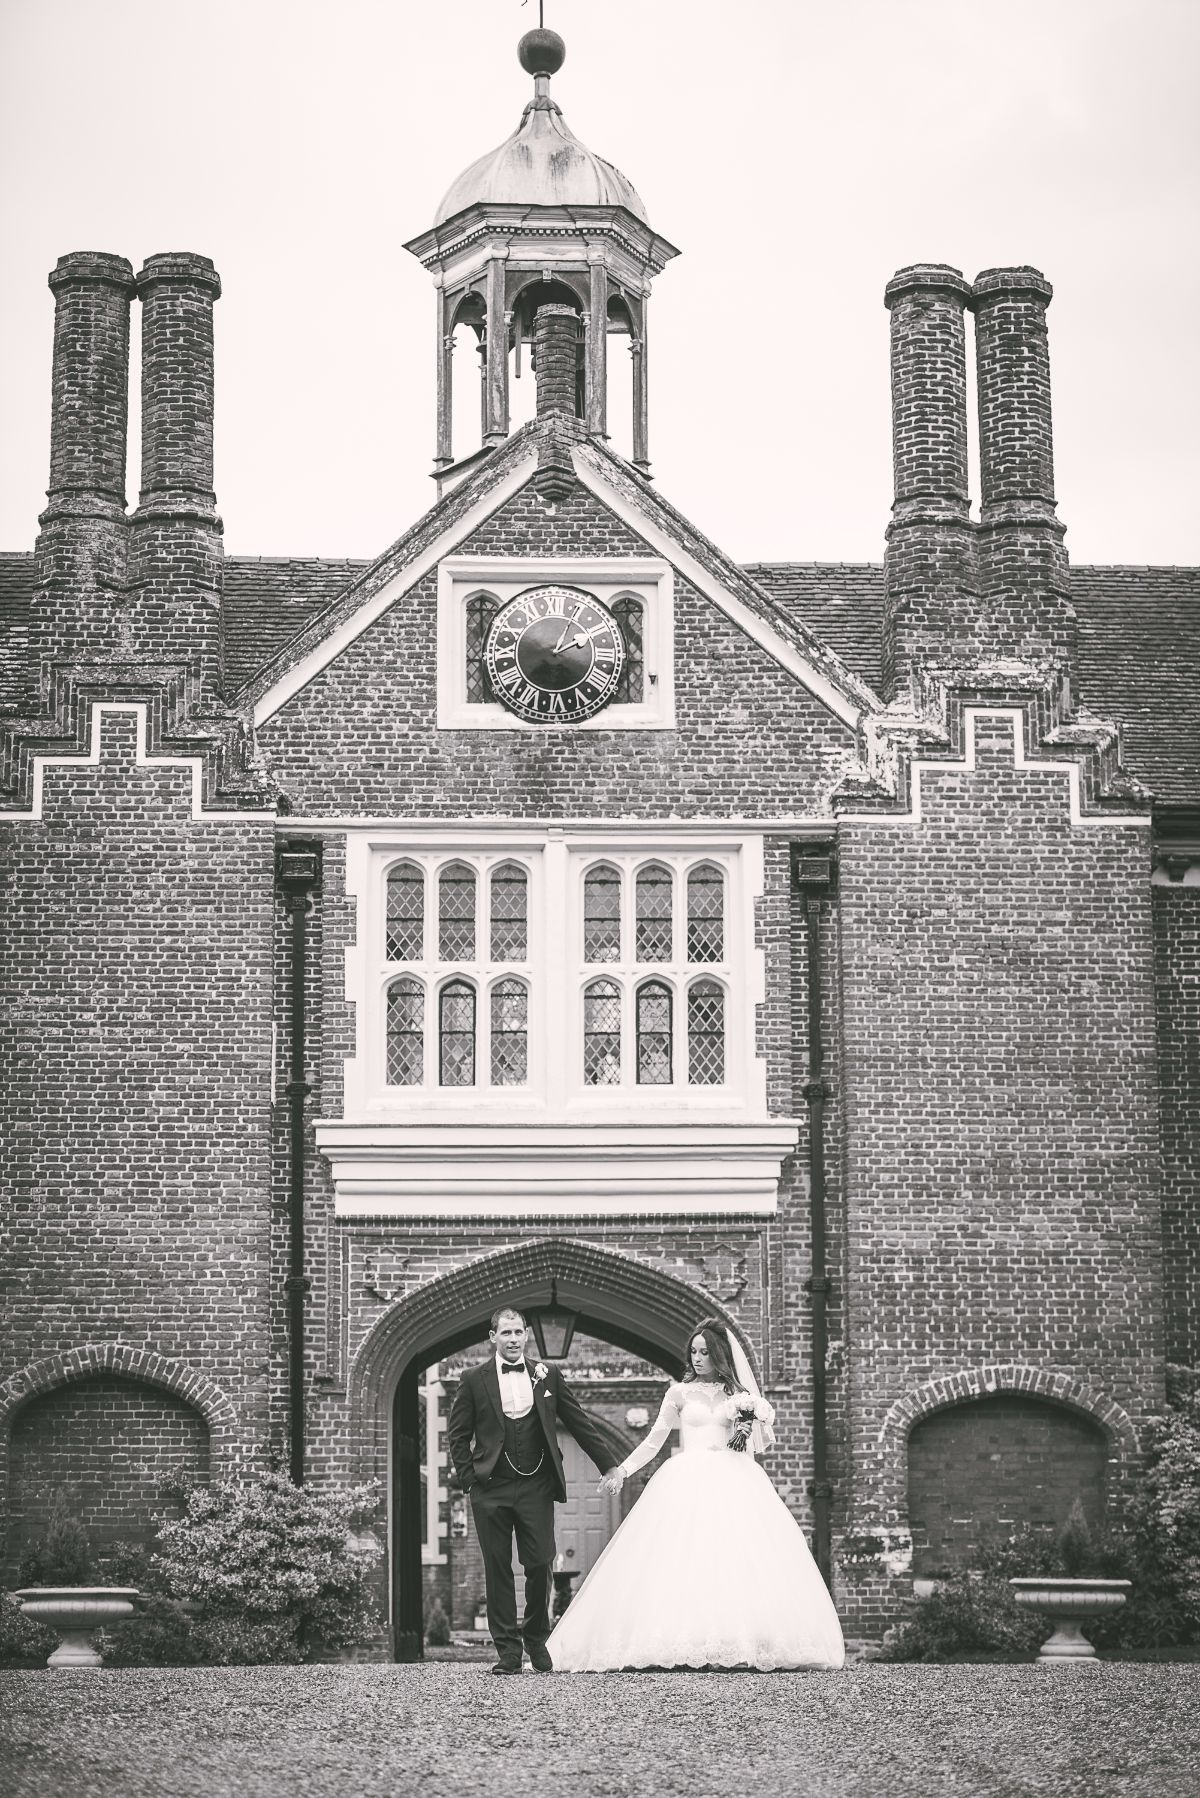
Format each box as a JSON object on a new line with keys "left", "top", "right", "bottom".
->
{"left": 546, "top": 1448, "right": 845, "bottom": 1672}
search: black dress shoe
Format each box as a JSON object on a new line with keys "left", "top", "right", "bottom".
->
{"left": 491, "top": 1659, "right": 523, "bottom": 1676}
{"left": 526, "top": 1642, "right": 553, "bottom": 1673}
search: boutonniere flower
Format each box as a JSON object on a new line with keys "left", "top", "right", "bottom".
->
{"left": 533, "top": 1363, "right": 549, "bottom": 1382}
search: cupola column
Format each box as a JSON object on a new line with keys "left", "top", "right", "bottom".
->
{"left": 632, "top": 295, "right": 650, "bottom": 472}
{"left": 585, "top": 256, "right": 608, "bottom": 437}
{"left": 484, "top": 254, "right": 509, "bottom": 446}
{"left": 435, "top": 284, "right": 453, "bottom": 469}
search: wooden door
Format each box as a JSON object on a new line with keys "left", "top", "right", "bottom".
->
{"left": 554, "top": 1432, "right": 617, "bottom": 1579}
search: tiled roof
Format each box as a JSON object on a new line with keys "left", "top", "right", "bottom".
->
{"left": 2, "top": 542, "right": 1197, "bottom": 801}
{"left": 752, "top": 560, "right": 1200, "bottom": 802}
{"left": 744, "top": 564, "right": 885, "bottom": 689}
{"left": 1071, "top": 566, "right": 1200, "bottom": 804}
{"left": 222, "top": 557, "right": 369, "bottom": 694}
{"left": 0, "top": 551, "right": 34, "bottom": 699}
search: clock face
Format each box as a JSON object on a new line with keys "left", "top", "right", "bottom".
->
{"left": 483, "top": 585, "right": 626, "bottom": 724}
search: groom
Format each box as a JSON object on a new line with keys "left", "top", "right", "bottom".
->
{"left": 447, "top": 1304, "right": 619, "bottom": 1674}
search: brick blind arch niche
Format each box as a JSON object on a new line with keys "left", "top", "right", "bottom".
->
{"left": 3, "top": 1374, "right": 211, "bottom": 1578}
{"left": 350, "top": 1237, "right": 761, "bottom": 1660}
{"left": 907, "top": 1393, "right": 1110, "bottom": 1576}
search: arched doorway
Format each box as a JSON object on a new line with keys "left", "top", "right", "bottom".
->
{"left": 350, "top": 1237, "right": 760, "bottom": 1660}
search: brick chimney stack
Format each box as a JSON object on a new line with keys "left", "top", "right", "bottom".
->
{"left": 881, "top": 264, "right": 977, "bottom": 705}
{"left": 533, "top": 304, "right": 582, "bottom": 421}
{"left": 969, "top": 268, "right": 1074, "bottom": 675}
{"left": 129, "top": 253, "right": 224, "bottom": 693}
{"left": 31, "top": 252, "right": 137, "bottom": 683}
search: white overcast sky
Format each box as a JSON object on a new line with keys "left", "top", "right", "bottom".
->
{"left": 0, "top": 0, "right": 1197, "bottom": 567}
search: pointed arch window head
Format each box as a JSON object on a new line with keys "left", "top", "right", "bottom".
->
{"left": 465, "top": 593, "right": 499, "bottom": 705}
{"left": 635, "top": 864, "right": 673, "bottom": 962}
{"left": 583, "top": 864, "right": 621, "bottom": 962}
{"left": 583, "top": 979, "right": 622, "bottom": 1085}
{"left": 490, "top": 863, "right": 528, "bottom": 962}
{"left": 386, "top": 862, "right": 424, "bottom": 961}
{"left": 439, "top": 980, "right": 476, "bottom": 1087}
{"left": 490, "top": 978, "right": 529, "bottom": 1086}
{"left": 438, "top": 863, "right": 477, "bottom": 962}
{"left": 687, "top": 864, "right": 725, "bottom": 963}
{"left": 386, "top": 979, "right": 424, "bottom": 1086}
{"left": 612, "top": 597, "right": 644, "bottom": 705}
{"left": 636, "top": 980, "right": 672, "bottom": 1085}
{"left": 688, "top": 979, "right": 725, "bottom": 1085}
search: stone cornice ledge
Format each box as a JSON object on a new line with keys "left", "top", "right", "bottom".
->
{"left": 315, "top": 1121, "right": 800, "bottom": 1217}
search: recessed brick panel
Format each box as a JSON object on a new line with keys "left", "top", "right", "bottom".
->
{"left": 5, "top": 1374, "right": 209, "bottom": 1574}
{"left": 908, "top": 1394, "right": 1108, "bottom": 1574}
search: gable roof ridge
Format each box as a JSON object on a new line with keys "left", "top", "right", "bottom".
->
{"left": 237, "top": 424, "right": 541, "bottom": 707}
{"left": 572, "top": 437, "right": 883, "bottom": 718}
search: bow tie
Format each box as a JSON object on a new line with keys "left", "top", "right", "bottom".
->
{"left": 501, "top": 1361, "right": 527, "bottom": 1375}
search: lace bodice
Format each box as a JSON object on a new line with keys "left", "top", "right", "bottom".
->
{"left": 619, "top": 1381, "right": 774, "bottom": 1477}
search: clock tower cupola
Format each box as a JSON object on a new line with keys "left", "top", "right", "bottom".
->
{"left": 403, "top": 27, "right": 679, "bottom": 493}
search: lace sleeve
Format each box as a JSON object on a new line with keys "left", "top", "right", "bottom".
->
{"left": 619, "top": 1383, "right": 683, "bottom": 1478}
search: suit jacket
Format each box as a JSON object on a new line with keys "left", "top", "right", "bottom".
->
{"left": 447, "top": 1357, "right": 618, "bottom": 1504}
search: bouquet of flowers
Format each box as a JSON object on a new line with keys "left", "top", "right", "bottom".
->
{"left": 726, "top": 1390, "right": 775, "bottom": 1452}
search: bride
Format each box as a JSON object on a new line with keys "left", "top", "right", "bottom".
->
{"left": 546, "top": 1317, "right": 845, "bottom": 1672}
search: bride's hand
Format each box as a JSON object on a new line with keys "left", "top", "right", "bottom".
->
{"left": 598, "top": 1468, "right": 626, "bottom": 1494}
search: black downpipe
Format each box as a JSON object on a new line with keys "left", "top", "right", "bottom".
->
{"left": 277, "top": 839, "right": 321, "bottom": 1486}
{"left": 793, "top": 845, "right": 836, "bottom": 1588}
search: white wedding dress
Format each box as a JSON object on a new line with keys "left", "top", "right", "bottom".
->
{"left": 546, "top": 1380, "right": 845, "bottom": 1671}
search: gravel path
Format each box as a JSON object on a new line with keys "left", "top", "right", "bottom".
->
{"left": 1, "top": 1663, "right": 1197, "bottom": 1798}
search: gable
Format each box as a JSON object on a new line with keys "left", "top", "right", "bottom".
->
{"left": 253, "top": 476, "right": 863, "bottom": 820}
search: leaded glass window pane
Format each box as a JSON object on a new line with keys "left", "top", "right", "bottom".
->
{"left": 583, "top": 865, "right": 621, "bottom": 962}
{"left": 636, "top": 980, "right": 672, "bottom": 1085}
{"left": 688, "top": 979, "right": 725, "bottom": 1085}
{"left": 583, "top": 978, "right": 622, "bottom": 1085}
{"left": 438, "top": 863, "right": 476, "bottom": 962}
{"left": 635, "top": 865, "right": 673, "bottom": 962}
{"left": 687, "top": 864, "right": 724, "bottom": 962}
{"left": 490, "top": 863, "right": 528, "bottom": 962}
{"left": 613, "top": 597, "right": 644, "bottom": 705}
{"left": 439, "top": 980, "right": 475, "bottom": 1087}
{"left": 490, "top": 978, "right": 528, "bottom": 1086}
{"left": 386, "top": 862, "right": 424, "bottom": 961}
{"left": 386, "top": 979, "right": 424, "bottom": 1085}
{"left": 466, "top": 593, "right": 499, "bottom": 704}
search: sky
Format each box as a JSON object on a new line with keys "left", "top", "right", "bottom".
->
{"left": 0, "top": 0, "right": 1197, "bottom": 567}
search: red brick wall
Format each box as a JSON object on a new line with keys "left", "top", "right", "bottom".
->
{"left": 1153, "top": 885, "right": 1200, "bottom": 1367}
{"left": 5, "top": 1375, "right": 209, "bottom": 1576}
{"left": 907, "top": 1394, "right": 1108, "bottom": 1575}
{"left": 835, "top": 708, "right": 1161, "bottom": 1628}
{"left": 257, "top": 483, "right": 856, "bottom": 817}
{"left": 0, "top": 709, "right": 278, "bottom": 1471}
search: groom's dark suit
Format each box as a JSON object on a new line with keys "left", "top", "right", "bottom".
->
{"left": 448, "top": 1355, "right": 618, "bottom": 1666}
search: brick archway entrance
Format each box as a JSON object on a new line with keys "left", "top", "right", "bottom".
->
{"left": 351, "top": 1238, "right": 757, "bottom": 1660}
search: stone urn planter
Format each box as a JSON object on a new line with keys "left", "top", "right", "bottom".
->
{"left": 1009, "top": 1577, "right": 1132, "bottom": 1661}
{"left": 15, "top": 1587, "right": 140, "bottom": 1668}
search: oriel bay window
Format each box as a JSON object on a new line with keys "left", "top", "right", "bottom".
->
{"left": 378, "top": 846, "right": 736, "bottom": 1101}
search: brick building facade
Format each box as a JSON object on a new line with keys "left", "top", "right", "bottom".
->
{"left": 2, "top": 30, "right": 1198, "bottom": 1650}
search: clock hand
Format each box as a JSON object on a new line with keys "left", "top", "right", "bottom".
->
{"left": 551, "top": 622, "right": 572, "bottom": 654}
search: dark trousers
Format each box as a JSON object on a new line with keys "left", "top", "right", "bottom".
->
{"left": 470, "top": 1467, "right": 556, "bottom": 1660}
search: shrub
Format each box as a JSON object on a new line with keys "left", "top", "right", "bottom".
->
{"left": 424, "top": 1597, "right": 451, "bottom": 1646}
{"left": 148, "top": 1472, "right": 383, "bottom": 1658}
{"left": 17, "top": 1490, "right": 98, "bottom": 1586}
{"left": 0, "top": 1590, "right": 58, "bottom": 1669}
{"left": 880, "top": 1569, "right": 1044, "bottom": 1663}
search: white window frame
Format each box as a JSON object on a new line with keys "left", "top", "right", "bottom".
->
{"left": 341, "top": 829, "right": 767, "bottom": 1126}
{"left": 436, "top": 556, "right": 675, "bottom": 731}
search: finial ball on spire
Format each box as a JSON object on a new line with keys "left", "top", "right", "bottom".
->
{"left": 519, "top": 28, "right": 566, "bottom": 77}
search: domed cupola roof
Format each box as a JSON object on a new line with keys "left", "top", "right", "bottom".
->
{"left": 434, "top": 28, "right": 649, "bottom": 226}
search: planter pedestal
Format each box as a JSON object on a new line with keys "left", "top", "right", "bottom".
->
{"left": 1009, "top": 1578, "right": 1132, "bottom": 1662}
{"left": 15, "top": 1587, "right": 140, "bottom": 1668}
